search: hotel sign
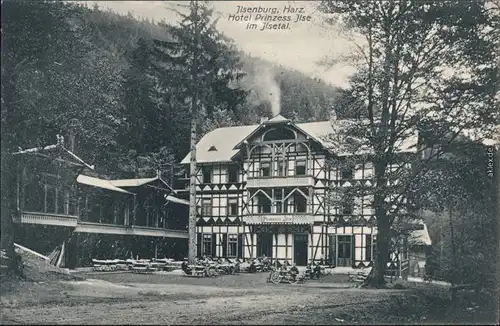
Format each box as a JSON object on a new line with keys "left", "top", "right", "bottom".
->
{"left": 263, "top": 216, "right": 293, "bottom": 223}
{"left": 244, "top": 214, "right": 311, "bottom": 224}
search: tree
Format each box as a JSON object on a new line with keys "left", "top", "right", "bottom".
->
{"left": 151, "top": 1, "right": 247, "bottom": 263}
{"left": 1, "top": 0, "right": 90, "bottom": 273}
{"left": 319, "top": 0, "right": 499, "bottom": 287}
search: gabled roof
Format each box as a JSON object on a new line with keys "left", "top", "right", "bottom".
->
{"left": 77, "top": 175, "right": 133, "bottom": 194}
{"left": 180, "top": 116, "right": 419, "bottom": 164}
{"left": 180, "top": 124, "right": 258, "bottom": 164}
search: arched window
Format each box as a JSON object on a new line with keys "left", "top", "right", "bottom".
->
{"left": 262, "top": 128, "right": 296, "bottom": 142}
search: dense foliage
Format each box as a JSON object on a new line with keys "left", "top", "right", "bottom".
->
{"left": 319, "top": 0, "right": 499, "bottom": 286}
{"left": 1, "top": 0, "right": 342, "bottom": 176}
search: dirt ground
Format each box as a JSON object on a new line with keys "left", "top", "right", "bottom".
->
{"left": 1, "top": 271, "right": 497, "bottom": 325}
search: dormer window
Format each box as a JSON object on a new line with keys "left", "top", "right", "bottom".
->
{"left": 208, "top": 146, "right": 217, "bottom": 152}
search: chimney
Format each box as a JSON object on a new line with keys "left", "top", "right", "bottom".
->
{"left": 260, "top": 117, "right": 269, "bottom": 124}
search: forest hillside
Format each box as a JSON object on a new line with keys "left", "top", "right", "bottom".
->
{"left": 2, "top": 1, "right": 344, "bottom": 179}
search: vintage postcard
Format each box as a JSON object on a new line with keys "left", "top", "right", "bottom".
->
{"left": 1, "top": 0, "right": 499, "bottom": 324}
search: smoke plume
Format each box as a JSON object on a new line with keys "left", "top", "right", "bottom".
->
{"left": 249, "top": 66, "right": 281, "bottom": 117}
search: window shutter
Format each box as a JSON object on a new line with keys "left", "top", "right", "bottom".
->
{"left": 211, "top": 233, "right": 217, "bottom": 258}
{"left": 351, "top": 236, "right": 356, "bottom": 268}
{"left": 222, "top": 234, "right": 228, "bottom": 257}
{"left": 237, "top": 234, "right": 243, "bottom": 258}
{"left": 196, "top": 233, "right": 202, "bottom": 258}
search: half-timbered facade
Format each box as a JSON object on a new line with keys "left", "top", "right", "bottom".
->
{"left": 179, "top": 114, "right": 418, "bottom": 267}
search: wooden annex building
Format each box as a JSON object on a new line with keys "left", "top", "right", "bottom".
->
{"left": 179, "top": 114, "right": 428, "bottom": 268}
{"left": 8, "top": 136, "right": 189, "bottom": 266}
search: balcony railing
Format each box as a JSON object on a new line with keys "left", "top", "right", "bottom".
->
{"left": 74, "top": 222, "right": 189, "bottom": 239}
{"left": 243, "top": 213, "right": 312, "bottom": 224}
{"left": 246, "top": 175, "right": 314, "bottom": 188}
{"left": 13, "top": 211, "right": 79, "bottom": 227}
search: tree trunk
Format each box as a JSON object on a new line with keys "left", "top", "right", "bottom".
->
{"left": 1, "top": 139, "right": 18, "bottom": 274}
{"left": 366, "top": 210, "right": 391, "bottom": 287}
{"left": 187, "top": 0, "right": 200, "bottom": 265}
{"left": 365, "top": 160, "right": 390, "bottom": 288}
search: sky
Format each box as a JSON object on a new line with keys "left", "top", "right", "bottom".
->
{"left": 84, "top": 0, "right": 359, "bottom": 88}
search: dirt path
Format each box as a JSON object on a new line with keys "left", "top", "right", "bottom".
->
{"left": 1, "top": 276, "right": 406, "bottom": 325}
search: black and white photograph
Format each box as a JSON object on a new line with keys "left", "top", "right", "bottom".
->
{"left": 1, "top": 0, "right": 499, "bottom": 324}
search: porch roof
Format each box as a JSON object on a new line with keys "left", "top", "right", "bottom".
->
{"left": 108, "top": 175, "right": 176, "bottom": 193}
{"left": 76, "top": 175, "right": 134, "bottom": 195}
{"left": 165, "top": 195, "right": 190, "bottom": 206}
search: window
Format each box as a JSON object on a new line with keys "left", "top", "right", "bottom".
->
{"left": 227, "top": 199, "right": 238, "bottom": 216}
{"left": 203, "top": 234, "right": 213, "bottom": 257}
{"left": 228, "top": 165, "right": 238, "bottom": 183}
{"left": 294, "top": 194, "right": 307, "bottom": 213}
{"left": 274, "top": 189, "right": 283, "bottom": 213}
{"left": 366, "top": 235, "right": 373, "bottom": 261}
{"left": 276, "top": 159, "right": 286, "bottom": 176}
{"left": 202, "top": 199, "right": 212, "bottom": 216}
{"left": 228, "top": 234, "right": 238, "bottom": 257}
{"left": 263, "top": 128, "right": 296, "bottom": 141}
{"left": 295, "top": 160, "right": 306, "bottom": 176}
{"left": 258, "top": 194, "right": 271, "bottom": 213}
{"left": 342, "top": 197, "right": 354, "bottom": 215}
{"left": 260, "top": 162, "right": 270, "bottom": 177}
{"left": 341, "top": 166, "right": 353, "bottom": 179}
{"left": 202, "top": 167, "right": 212, "bottom": 183}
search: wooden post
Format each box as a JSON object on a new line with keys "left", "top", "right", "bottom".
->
{"left": 132, "top": 195, "right": 137, "bottom": 226}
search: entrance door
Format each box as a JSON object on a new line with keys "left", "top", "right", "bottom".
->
{"left": 337, "top": 235, "right": 353, "bottom": 267}
{"left": 257, "top": 233, "right": 273, "bottom": 258}
{"left": 294, "top": 234, "right": 308, "bottom": 266}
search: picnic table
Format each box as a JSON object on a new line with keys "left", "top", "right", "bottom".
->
{"left": 186, "top": 264, "right": 208, "bottom": 277}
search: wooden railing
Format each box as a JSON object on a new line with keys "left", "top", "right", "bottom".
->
{"left": 74, "top": 222, "right": 188, "bottom": 239}
{"left": 13, "top": 211, "right": 78, "bottom": 227}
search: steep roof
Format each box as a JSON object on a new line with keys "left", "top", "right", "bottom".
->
{"left": 180, "top": 117, "right": 419, "bottom": 164}
{"left": 180, "top": 124, "right": 258, "bottom": 164}
{"left": 409, "top": 223, "right": 432, "bottom": 246}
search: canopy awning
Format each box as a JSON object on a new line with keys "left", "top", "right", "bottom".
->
{"left": 165, "top": 195, "right": 191, "bottom": 206}
{"left": 77, "top": 175, "right": 134, "bottom": 195}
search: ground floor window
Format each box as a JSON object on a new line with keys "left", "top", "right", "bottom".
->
{"left": 203, "top": 233, "right": 214, "bottom": 257}
{"left": 366, "top": 234, "right": 373, "bottom": 261}
{"left": 228, "top": 234, "right": 238, "bottom": 257}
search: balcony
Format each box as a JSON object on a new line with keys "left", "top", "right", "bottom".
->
{"left": 246, "top": 175, "right": 314, "bottom": 188}
{"left": 74, "top": 222, "right": 189, "bottom": 239}
{"left": 12, "top": 211, "right": 79, "bottom": 227}
{"left": 243, "top": 213, "right": 312, "bottom": 225}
